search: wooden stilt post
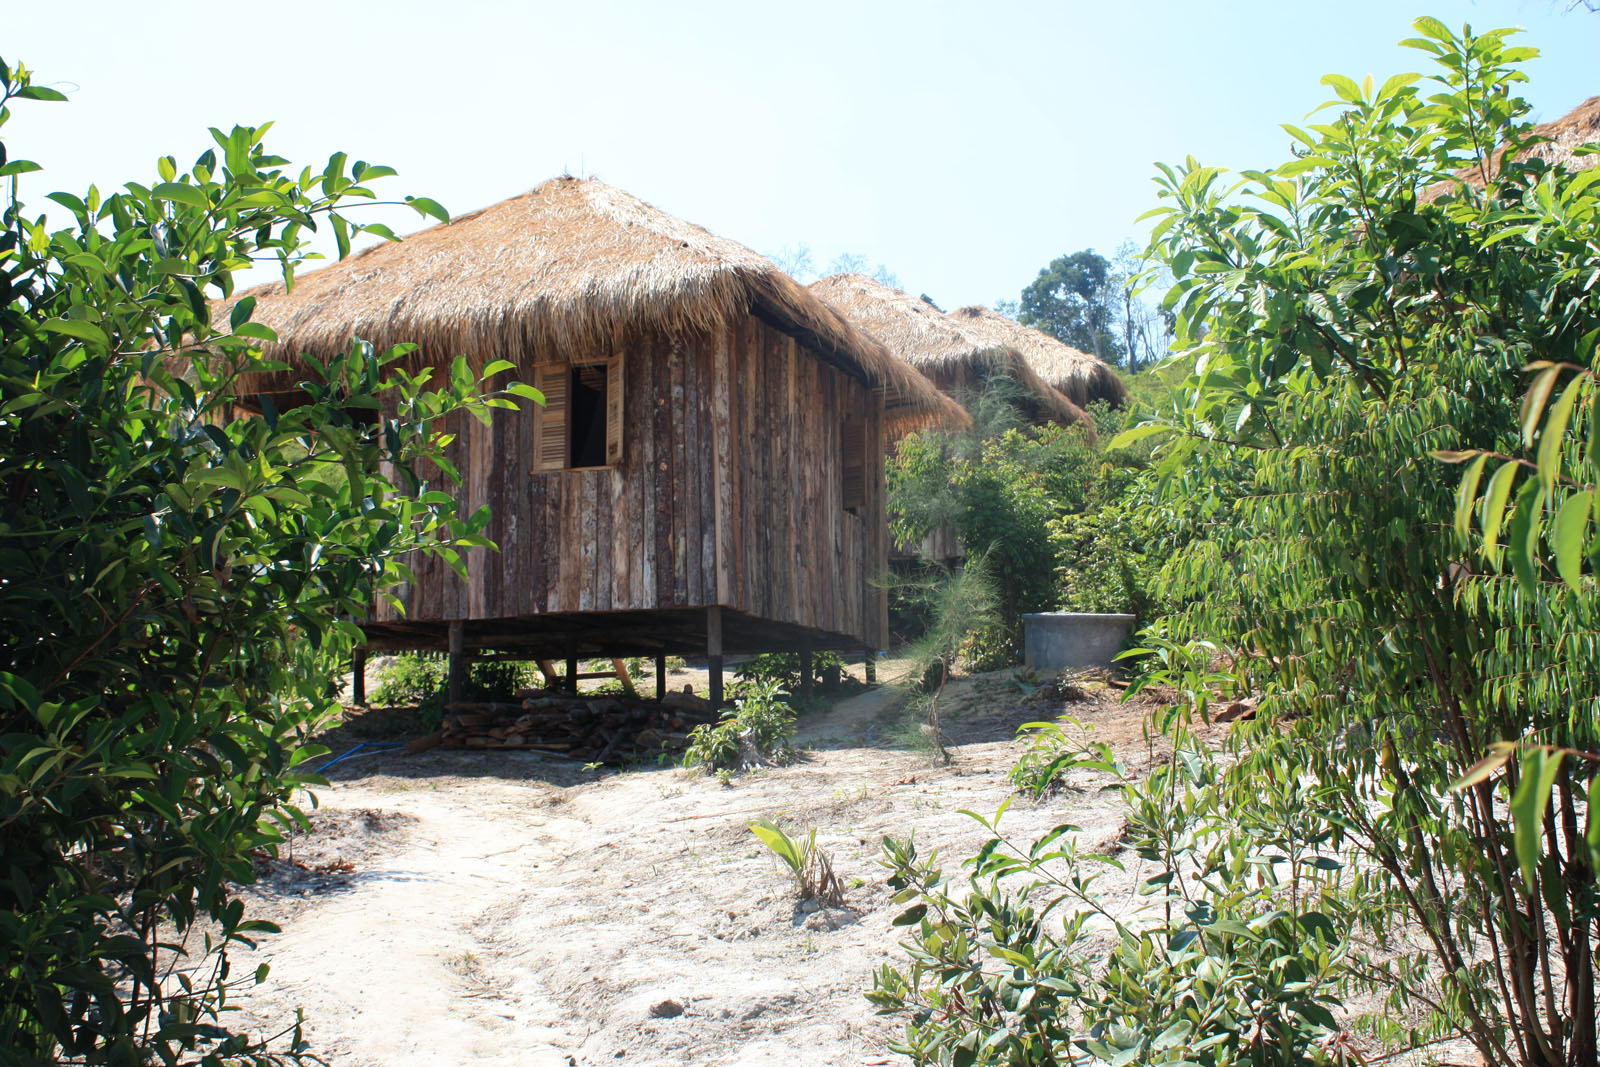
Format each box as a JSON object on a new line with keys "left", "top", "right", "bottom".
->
{"left": 564, "top": 643, "right": 579, "bottom": 695}
{"left": 707, "top": 606, "right": 724, "bottom": 708}
{"left": 655, "top": 654, "right": 668, "bottom": 702}
{"left": 799, "top": 641, "right": 814, "bottom": 702}
{"left": 865, "top": 649, "right": 877, "bottom": 685}
{"left": 352, "top": 648, "right": 367, "bottom": 706}
{"left": 447, "top": 622, "right": 465, "bottom": 708}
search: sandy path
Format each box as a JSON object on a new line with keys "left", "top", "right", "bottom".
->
{"left": 231, "top": 679, "right": 1149, "bottom": 1066}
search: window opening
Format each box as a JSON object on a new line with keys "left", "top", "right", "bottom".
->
{"left": 568, "top": 362, "right": 608, "bottom": 469}
{"left": 842, "top": 416, "right": 866, "bottom": 513}
{"left": 531, "top": 356, "right": 623, "bottom": 472}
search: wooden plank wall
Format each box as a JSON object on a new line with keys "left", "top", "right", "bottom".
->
{"left": 373, "top": 315, "right": 888, "bottom": 649}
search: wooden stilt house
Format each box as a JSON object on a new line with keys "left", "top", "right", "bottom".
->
{"left": 228, "top": 177, "right": 963, "bottom": 700}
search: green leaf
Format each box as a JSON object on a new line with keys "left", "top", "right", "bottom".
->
{"left": 1506, "top": 478, "right": 1544, "bottom": 591}
{"left": 1376, "top": 72, "right": 1420, "bottom": 102}
{"left": 1321, "top": 74, "right": 1363, "bottom": 104}
{"left": 1510, "top": 748, "right": 1564, "bottom": 892}
{"left": 41, "top": 319, "right": 108, "bottom": 346}
{"left": 1553, "top": 490, "right": 1593, "bottom": 589}
{"left": 230, "top": 296, "right": 257, "bottom": 330}
{"left": 505, "top": 382, "right": 545, "bottom": 404}
{"left": 1479, "top": 459, "right": 1520, "bottom": 559}
{"left": 1521, "top": 365, "right": 1562, "bottom": 447}
{"left": 15, "top": 85, "right": 67, "bottom": 102}
{"left": 152, "top": 182, "right": 213, "bottom": 210}
{"left": 0, "top": 160, "right": 42, "bottom": 177}
{"left": 405, "top": 196, "right": 450, "bottom": 224}
{"left": 1586, "top": 776, "right": 1600, "bottom": 870}
{"left": 1450, "top": 741, "right": 1515, "bottom": 791}
{"left": 1107, "top": 423, "right": 1171, "bottom": 450}
{"left": 1412, "top": 16, "right": 1454, "bottom": 43}
{"left": 1454, "top": 452, "right": 1490, "bottom": 544}
{"left": 480, "top": 359, "right": 516, "bottom": 379}
{"left": 1537, "top": 376, "right": 1584, "bottom": 493}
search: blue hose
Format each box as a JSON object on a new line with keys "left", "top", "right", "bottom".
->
{"left": 317, "top": 741, "right": 406, "bottom": 773}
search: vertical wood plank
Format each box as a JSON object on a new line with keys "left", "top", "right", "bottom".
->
{"left": 653, "top": 336, "right": 673, "bottom": 607}
{"left": 670, "top": 336, "right": 688, "bottom": 606}
{"left": 713, "top": 323, "right": 735, "bottom": 607}
{"left": 684, "top": 336, "right": 703, "bottom": 606}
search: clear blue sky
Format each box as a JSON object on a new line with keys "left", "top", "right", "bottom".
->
{"left": 7, "top": 1, "right": 1599, "bottom": 309}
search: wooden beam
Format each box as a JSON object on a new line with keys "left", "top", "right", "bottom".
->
{"left": 447, "top": 622, "right": 465, "bottom": 707}
{"left": 707, "top": 606, "right": 724, "bottom": 708}
{"left": 611, "top": 658, "right": 638, "bottom": 698}
{"left": 655, "top": 654, "right": 667, "bottom": 701}
{"left": 799, "top": 642, "right": 814, "bottom": 702}
{"left": 565, "top": 643, "right": 579, "bottom": 695}
{"left": 864, "top": 650, "right": 877, "bottom": 685}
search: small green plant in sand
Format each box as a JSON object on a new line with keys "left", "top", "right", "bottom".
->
{"left": 749, "top": 819, "right": 845, "bottom": 906}
{"left": 1008, "top": 717, "right": 1126, "bottom": 798}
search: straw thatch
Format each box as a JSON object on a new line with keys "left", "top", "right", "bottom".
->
{"left": 1423, "top": 95, "right": 1600, "bottom": 201}
{"left": 945, "top": 305, "right": 1128, "bottom": 408}
{"left": 809, "top": 274, "right": 1089, "bottom": 431}
{"left": 222, "top": 176, "right": 962, "bottom": 428}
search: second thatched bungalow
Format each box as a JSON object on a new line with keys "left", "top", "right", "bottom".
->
{"left": 947, "top": 304, "right": 1128, "bottom": 409}
{"left": 810, "top": 274, "right": 1092, "bottom": 437}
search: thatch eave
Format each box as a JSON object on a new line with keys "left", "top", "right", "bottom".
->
{"left": 217, "top": 177, "right": 955, "bottom": 425}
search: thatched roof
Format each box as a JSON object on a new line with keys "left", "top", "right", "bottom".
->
{"left": 1423, "top": 95, "right": 1600, "bottom": 200}
{"left": 945, "top": 305, "right": 1128, "bottom": 408}
{"left": 808, "top": 274, "right": 1089, "bottom": 430}
{"left": 221, "top": 176, "right": 963, "bottom": 428}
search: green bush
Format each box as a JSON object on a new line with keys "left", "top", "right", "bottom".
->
{"left": 681, "top": 680, "right": 796, "bottom": 772}
{"left": 870, "top": 738, "right": 1348, "bottom": 1066}
{"left": 370, "top": 653, "right": 539, "bottom": 727}
{"left": 1124, "top": 19, "right": 1600, "bottom": 1061}
{"left": 1006, "top": 717, "right": 1124, "bottom": 798}
{"left": 887, "top": 389, "right": 1160, "bottom": 659}
{"left": 879, "top": 18, "right": 1600, "bottom": 1064}
{"left": 0, "top": 65, "right": 506, "bottom": 1062}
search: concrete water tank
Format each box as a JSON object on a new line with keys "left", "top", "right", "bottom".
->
{"left": 1022, "top": 612, "right": 1136, "bottom": 671}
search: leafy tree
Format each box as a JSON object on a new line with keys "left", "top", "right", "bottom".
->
{"left": 1018, "top": 248, "right": 1125, "bottom": 364}
{"left": 876, "top": 17, "right": 1600, "bottom": 1066}
{"left": 1109, "top": 238, "right": 1176, "bottom": 373}
{"left": 1130, "top": 19, "right": 1600, "bottom": 1065}
{"left": 0, "top": 60, "right": 519, "bottom": 1063}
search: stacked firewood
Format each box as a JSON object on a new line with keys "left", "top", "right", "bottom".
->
{"left": 405, "top": 688, "right": 721, "bottom": 764}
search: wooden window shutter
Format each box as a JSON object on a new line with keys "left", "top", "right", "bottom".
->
{"left": 605, "top": 354, "right": 624, "bottom": 466}
{"left": 531, "top": 363, "right": 568, "bottom": 472}
{"left": 842, "top": 417, "right": 866, "bottom": 511}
